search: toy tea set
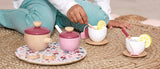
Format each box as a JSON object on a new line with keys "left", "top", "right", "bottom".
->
{"left": 15, "top": 20, "right": 152, "bottom": 65}
{"left": 15, "top": 21, "right": 87, "bottom": 65}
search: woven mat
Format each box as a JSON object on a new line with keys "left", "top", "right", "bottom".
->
{"left": 0, "top": 15, "right": 160, "bottom": 69}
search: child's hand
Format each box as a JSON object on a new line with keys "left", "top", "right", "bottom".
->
{"left": 67, "top": 4, "right": 88, "bottom": 24}
{"left": 107, "top": 20, "right": 131, "bottom": 29}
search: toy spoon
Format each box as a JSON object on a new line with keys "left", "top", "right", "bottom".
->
{"left": 121, "top": 28, "right": 131, "bottom": 39}
{"left": 55, "top": 25, "right": 62, "bottom": 33}
{"left": 86, "top": 22, "right": 96, "bottom": 30}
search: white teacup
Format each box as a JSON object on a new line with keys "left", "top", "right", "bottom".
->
{"left": 88, "top": 26, "right": 107, "bottom": 42}
{"left": 126, "top": 37, "right": 145, "bottom": 56}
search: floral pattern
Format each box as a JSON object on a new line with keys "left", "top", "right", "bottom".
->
{"left": 15, "top": 42, "right": 87, "bottom": 65}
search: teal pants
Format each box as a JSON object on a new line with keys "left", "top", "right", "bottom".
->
{"left": 0, "top": 0, "right": 109, "bottom": 34}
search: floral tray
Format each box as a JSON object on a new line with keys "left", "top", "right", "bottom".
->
{"left": 15, "top": 42, "right": 87, "bottom": 65}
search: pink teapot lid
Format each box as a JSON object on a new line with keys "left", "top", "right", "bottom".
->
{"left": 24, "top": 21, "right": 50, "bottom": 35}
{"left": 59, "top": 27, "right": 79, "bottom": 39}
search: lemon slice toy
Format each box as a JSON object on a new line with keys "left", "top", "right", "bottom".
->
{"left": 139, "top": 34, "right": 152, "bottom": 48}
{"left": 97, "top": 20, "right": 106, "bottom": 30}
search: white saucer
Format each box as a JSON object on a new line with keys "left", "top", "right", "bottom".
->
{"left": 15, "top": 42, "right": 87, "bottom": 65}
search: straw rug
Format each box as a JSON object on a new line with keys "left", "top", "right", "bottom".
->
{"left": 0, "top": 15, "right": 160, "bottom": 69}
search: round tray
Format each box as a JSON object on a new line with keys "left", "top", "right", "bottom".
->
{"left": 15, "top": 42, "right": 87, "bottom": 65}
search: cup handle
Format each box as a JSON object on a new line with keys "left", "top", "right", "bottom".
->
{"left": 44, "top": 38, "right": 52, "bottom": 44}
{"left": 80, "top": 25, "right": 89, "bottom": 39}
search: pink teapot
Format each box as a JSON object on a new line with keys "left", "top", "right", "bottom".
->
{"left": 55, "top": 25, "right": 89, "bottom": 51}
{"left": 24, "top": 21, "right": 52, "bottom": 51}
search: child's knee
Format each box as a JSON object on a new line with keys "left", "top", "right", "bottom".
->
{"left": 26, "top": 5, "right": 56, "bottom": 33}
{"left": 16, "top": 9, "right": 55, "bottom": 34}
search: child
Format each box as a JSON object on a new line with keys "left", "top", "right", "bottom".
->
{"left": 0, "top": 0, "right": 130, "bottom": 34}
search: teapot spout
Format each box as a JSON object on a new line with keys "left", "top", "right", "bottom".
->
{"left": 44, "top": 38, "right": 52, "bottom": 44}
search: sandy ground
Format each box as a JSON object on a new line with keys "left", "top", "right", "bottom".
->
{"left": 0, "top": 0, "right": 160, "bottom": 26}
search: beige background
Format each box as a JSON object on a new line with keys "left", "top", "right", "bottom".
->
{"left": 0, "top": 0, "right": 160, "bottom": 20}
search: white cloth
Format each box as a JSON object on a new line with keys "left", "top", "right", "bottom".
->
{"left": 94, "top": 0, "right": 113, "bottom": 20}
{"left": 12, "top": 0, "right": 113, "bottom": 20}
{"left": 48, "top": 0, "right": 78, "bottom": 16}
{"left": 12, "top": 0, "right": 24, "bottom": 9}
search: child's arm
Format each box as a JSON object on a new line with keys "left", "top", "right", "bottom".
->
{"left": 48, "top": 0, "right": 77, "bottom": 16}
{"left": 49, "top": 0, "right": 88, "bottom": 24}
